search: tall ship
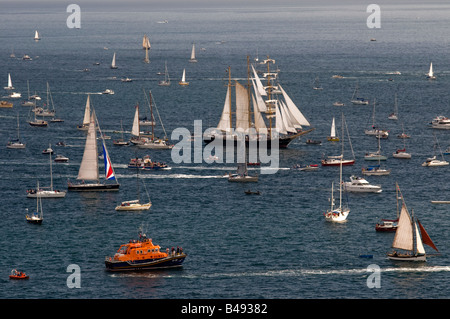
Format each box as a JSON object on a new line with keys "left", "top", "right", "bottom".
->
{"left": 68, "top": 107, "right": 119, "bottom": 191}
{"left": 105, "top": 231, "right": 186, "bottom": 271}
{"left": 203, "top": 56, "right": 314, "bottom": 149}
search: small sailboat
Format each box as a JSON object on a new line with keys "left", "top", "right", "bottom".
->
{"left": 188, "top": 42, "right": 197, "bottom": 63}
{"left": 21, "top": 80, "right": 36, "bottom": 106}
{"left": 387, "top": 184, "right": 439, "bottom": 261}
{"left": 158, "top": 61, "right": 171, "bottom": 86}
{"left": 7, "top": 113, "right": 26, "bottom": 149}
{"left": 422, "top": 134, "right": 449, "bottom": 167}
{"left": 25, "top": 182, "right": 44, "bottom": 224}
{"left": 68, "top": 108, "right": 120, "bottom": 191}
{"left": 137, "top": 90, "right": 173, "bottom": 149}
{"left": 34, "top": 30, "right": 41, "bottom": 41}
{"left": 113, "top": 120, "right": 129, "bottom": 146}
{"left": 324, "top": 155, "right": 349, "bottom": 223}
{"left": 364, "top": 99, "right": 388, "bottom": 137}
{"left": 426, "top": 62, "right": 436, "bottom": 80}
{"left": 28, "top": 102, "right": 48, "bottom": 127}
{"left": 393, "top": 131, "right": 411, "bottom": 159}
{"left": 143, "top": 34, "right": 150, "bottom": 63}
{"left": 322, "top": 113, "right": 355, "bottom": 166}
{"left": 228, "top": 162, "right": 258, "bottom": 182}
{"left": 110, "top": 52, "right": 118, "bottom": 69}
{"left": 312, "top": 77, "right": 323, "bottom": 90}
{"left": 178, "top": 69, "right": 189, "bottom": 85}
{"left": 327, "top": 117, "right": 339, "bottom": 142}
{"left": 4, "top": 73, "right": 14, "bottom": 90}
{"left": 350, "top": 82, "right": 369, "bottom": 105}
{"left": 388, "top": 93, "right": 398, "bottom": 120}
{"left": 115, "top": 169, "right": 151, "bottom": 211}
{"left": 375, "top": 183, "right": 401, "bottom": 232}
{"left": 364, "top": 134, "right": 387, "bottom": 161}
{"left": 27, "top": 148, "right": 66, "bottom": 198}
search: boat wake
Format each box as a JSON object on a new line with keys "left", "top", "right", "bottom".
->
{"left": 115, "top": 173, "right": 225, "bottom": 179}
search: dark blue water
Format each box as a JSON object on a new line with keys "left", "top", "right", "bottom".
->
{"left": 1, "top": 2, "right": 450, "bottom": 299}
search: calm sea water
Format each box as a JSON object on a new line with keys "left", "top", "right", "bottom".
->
{"left": 1, "top": 2, "right": 450, "bottom": 300}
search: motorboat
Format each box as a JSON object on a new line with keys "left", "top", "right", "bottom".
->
{"left": 343, "top": 175, "right": 382, "bottom": 193}
{"left": 430, "top": 115, "right": 450, "bottom": 129}
{"left": 105, "top": 231, "right": 186, "bottom": 271}
{"left": 102, "top": 89, "right": 114, "bottom": 95}
{"left": 9, "top": 269, "right": 29, "bottom": 280}
{"left": 54, "top": 154, "right": 69, "bottom": 163}
{"left": 375, "top": 219, "right": 398, "bottom": 232}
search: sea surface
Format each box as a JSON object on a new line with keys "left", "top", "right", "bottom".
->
{"left": 1, "top": 1, "right": 450, "bottom": 299}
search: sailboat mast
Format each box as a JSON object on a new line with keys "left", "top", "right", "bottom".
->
{"left": 246, "top": 55, "right": 252, "bottom": 130}
{"left": 266, "top": 56, "right": 273, "bottom": 139}
{"left": 49, "top": 146, "right": 53, "bottom": 191}
{"left": 150, "top": 91, "right": 154, "bottom": 140}
{"left": 228, "top": 66, "right": 232, "bottom": 130}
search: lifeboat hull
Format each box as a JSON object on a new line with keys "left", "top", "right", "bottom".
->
{"left": 105, "top": 254, "right": 186, "bottom": 272}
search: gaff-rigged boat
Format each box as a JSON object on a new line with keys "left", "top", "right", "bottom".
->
{"left": 105, "top": 231, "right": 186, "bottom": 271}
{"left": 68, "top": 108, "right": 119, "bottom": 191}
{"left": 387, "top": 185, "right": 439, "bottom": 261}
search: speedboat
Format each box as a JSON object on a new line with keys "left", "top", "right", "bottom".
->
{"left": 393, "top": 148, "right": 411, "bottom": 159}
{"left": 430, "top": 115, "right": 450, "bottom": 129}
{"left": 422, "top": 156, "right": 449, "bottom": 167}
{"left": 105, "top": 231, "right": 186, "bottom": 271}
{"left": 102, "top": 89, "right": 114, "bottom": 95}
{"left": 54, "top": 154, "right": 69, "bottom": 163}
{"left": 375, "top": 219, "right": 398, "bottom": 232}
{"left": 42, "top": 147, "right": 53, "bottom": 154}
{"left": 343, "top": 175, "right": 382, "bottom": 193}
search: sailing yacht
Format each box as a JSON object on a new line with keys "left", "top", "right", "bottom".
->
{"left": 113, "top": 120, "right": 129, "bottom": 146}
{"left": 137, "top": 90, "right": 173, "bottom": 149}
{"left": 422, "top": 134, "right": 449, "bottom": 167}
{"left": 364, "top": 134, "right": 387, "bottom": 161}
{"left": 362, "top": 132, "right": 391, "bottom": 175}
{"left": 203, "top": 57, "right": 314, "bottom": 149}
{"left": 27, "top": 148, "right": 66, "bottom": 198}
{"left": 426, "top": 62, "right": 436, "bottom": 80}
{"left": 25, "top": 182, "right": 43, "bottom": 224}
{"left": 228, "top": 154, "right": 258, "bottom": 183}
{"left": 115, "top": 170, "right": 151, "bottom": 211}
{"left": 34, "top": 82, "right": 58, "bottom": 119}
{"left": 388, "top": 93, "right": 398, "bottom": 120}
{"left": 21, "top": 80, "right": 36, "bottom": 106}
{"left": 387, "top": 184, "right": 439, "bottom": 261}
{"left": 142, "top": 34, "right": 151, "bottom": 50}
{"left": 322, "top": 113, "right": 355, "bottom": 166}
{"left": 111, "top": 52, "right": 118, "bottom": 69}
{"left": 4, "top": 73, "right": 14, "bottom": 90}
{"left": 350, "top": 82, "right": 369, "bottom": 105}
{"left": 178, "top": 69, "right": 189, "bottom": 85}
{"left": 129, "top": 104, "right": 147, "bottom": 145}
{"left": 324, "top": 155, "right": 349, "bottom": 222}
{"left": 7, "top": 114, "right": 25, "bottom": 149}
{"left": 28, "top": 102, "right": 48, "bottom": 127}
{"left": 327, "top": 117, "right": 339, "bottom": 141}
{"left": 189, "top": 43, "right": 197, "bottom": 63}
{"left": 34, "top": 30, "right": 41, "bottom": 41}
{"left": 365, "top": 99, "right": 388, "bottom": 138}
{"left": 158, "top": 61, "right": 171, "bottom": 86}
{"left": 376, "top": 183, "right": 401, "bottom": 232}
{"left": 68, "top": 109, "right": 120, "bottom": 191}
{"left": 77, "top": 95, "right": 91, "bottom": 130}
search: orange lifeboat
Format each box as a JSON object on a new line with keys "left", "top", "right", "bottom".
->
{"left": 105, "top": 232, "right": 186, "bottom": 272}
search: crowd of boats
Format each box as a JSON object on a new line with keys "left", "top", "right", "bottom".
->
{"left": 3, "top": 31, "right": 445, "bottom": 276}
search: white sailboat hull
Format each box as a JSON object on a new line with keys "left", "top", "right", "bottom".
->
{"left": 324, "top": 209, "right": 349, "bottom": 223}
{"left": 387, "top": 253, "right": 426, "bottom": 262}
{"left": 115, "top": 202, "right": 152, "bottom": 211}
{"left": 27, "top": 190, "right": 66, "bottom": 198}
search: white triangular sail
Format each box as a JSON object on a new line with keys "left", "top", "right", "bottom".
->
{"left": 428, "top": 62, "right": 434, "bottom": 77}
{"left": 131, "top": 105, "right": 140, "bottom": 137}
{"left": 235, "top": 82, "right": 249, "bottom": 131}
{"left": 330, "top": 117, "right": 336, "bottom": 138}
{"left": 111, "top": 52, "right": 116, "bottom": 68}
{"left": 82, "top": 95, "right": 91, "bottom": 126}
{"left": 279, "top": 84, "right": 310, "bottom": 127}
{"left": 217, "top": 85, "right": 231, "bottom": 131}
{"left": 181, "top": 69, "right": 186, "bottom": 82}
{"left": 7, "top": 73, "right": 12, "bottom": 88}
{"left": 252, "top": 94, "right": 267, "bottom": 134}
{"left": 279, "top": 100, "right": 296, "bottom": 133}
{"left": 190, "top": 43, "right": 196, "bottom": 60}
{"left": 391, "top": 204, "right": 414, "bottom": 251}
{"left": 251, "top": 65, "right": 267, "bottom": 97}
{"left": 77, "top": 113, "right": 99, "bottom": 181}
{"left": 415, "top": 222, "right": 426, "bottom": 254}
{"left": 34, "top": 30, "right": 40, "bottom": 40}
{"left": 275, "top": 103, "right": 287, "bottom": 135}
{"left": 251, "top": 78, "right": 267, "bottom": 112}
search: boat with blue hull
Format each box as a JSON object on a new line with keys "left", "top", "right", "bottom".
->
{"left": 105, "top": 232, "right": 186, "bottom": 272}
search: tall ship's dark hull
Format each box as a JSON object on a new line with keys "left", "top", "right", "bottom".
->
{"left": 68, "top": 182, "right": 120, "bottom": 191}
{"left": 203, "top": 128, "right": 314, "bottom": 149}
{"left": 105, "top": 254, "right": 186, "bottom": 272}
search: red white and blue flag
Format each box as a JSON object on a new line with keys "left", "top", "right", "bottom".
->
{"left": 102, "top": 142, "right": 116, "bottom": 180}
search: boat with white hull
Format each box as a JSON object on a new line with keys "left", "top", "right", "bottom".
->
{"left": 344, "top": 175, "right": 382, "bottom": 193}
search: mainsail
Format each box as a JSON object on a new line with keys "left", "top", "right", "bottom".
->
{"left": 131, "top": 105, "right": 140, "bottom": 137}
{"left": 77, "top": 113, "right": 99, "bottom": 181}
{"left": 391, "top": 204, "right": 414, "bottom": 251}
{"left": 217, "top": 85, "right": 231, "bottom": 131}
{"left": 82, "top": 95, "right": 91, "bottom": 127}
{"left": 235, "top": 82, "right": 249, "bottom": 131}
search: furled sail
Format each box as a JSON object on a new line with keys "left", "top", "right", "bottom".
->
{"left": 77, "top": 113, "right": 99, "bottom": 181}
{"left": 392, "top": 204, "right": 414, "bottom": 251}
